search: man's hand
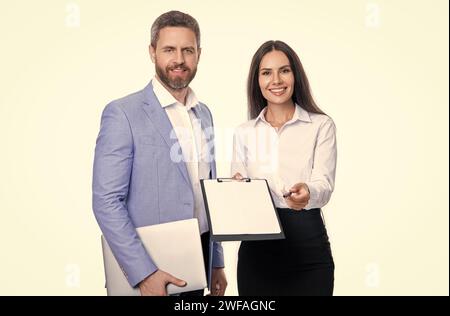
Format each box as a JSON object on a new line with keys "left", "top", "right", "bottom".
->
{"left": 138, "top": 270, "right": 186, "bottom": 296}
{"left": 285, "top": 183, "right": 310, "bottom": 211}
{"left": 210, "top": 268, "right": 227, "bottom": 296}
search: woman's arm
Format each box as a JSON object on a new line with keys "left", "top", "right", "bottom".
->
{"left": 304, "top": 118, "right": 337, "bottom": 209}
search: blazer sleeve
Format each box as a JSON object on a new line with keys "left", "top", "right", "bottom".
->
{"left": 92, "top": 102, "right": 158, "bottom": 287}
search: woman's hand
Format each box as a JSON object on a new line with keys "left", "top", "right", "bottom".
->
{"left": 232, "top": 172, "right": 244, "bottom": 180}
{"left": 285, "top": 183, "right": 310, "bottom": 211}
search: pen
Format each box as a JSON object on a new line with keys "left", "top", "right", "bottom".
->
{"left": 283, "top": 191, "right": 293, "bottom": 198}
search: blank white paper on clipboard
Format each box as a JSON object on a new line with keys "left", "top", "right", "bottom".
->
{"left": 200, "top": 178, "right": 285, "bottom": 241}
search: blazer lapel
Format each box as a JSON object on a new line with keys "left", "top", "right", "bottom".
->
{"left": 191, "top": 105, "right": 216, "bottom": 179}
{"left": 141, "top": 82, "right": 190, "bottom": 185}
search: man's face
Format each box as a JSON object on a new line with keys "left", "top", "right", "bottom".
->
{"left": 150, "top": 27, "right": 201, "bottom": 90}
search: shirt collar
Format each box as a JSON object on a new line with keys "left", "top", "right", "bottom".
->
{"left": 253, "top": 103, "right": 312, "bottom": 127}
{"left": 151, "top": 76, "right": 199, "bottom": 110}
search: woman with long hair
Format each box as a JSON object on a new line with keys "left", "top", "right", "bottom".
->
{"left": 232, "top": 40, "right": 337, "bottom": 295}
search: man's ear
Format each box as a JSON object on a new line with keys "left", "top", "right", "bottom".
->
{"left": 197, "top": 47, "right": 202, "bottom": 62}
{"left": 149, "top": 45, "right": 156, "bottom": 63}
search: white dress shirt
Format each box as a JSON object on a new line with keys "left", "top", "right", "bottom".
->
{"left": 231, "top": 104, "right": 337, "bottom": 209}
{"left": 152, "top": 77, "right": 210, "bottom": 233}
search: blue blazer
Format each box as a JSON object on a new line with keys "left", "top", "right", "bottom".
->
{"left": 92, "top": 82, "right": 224, "bottom": 287}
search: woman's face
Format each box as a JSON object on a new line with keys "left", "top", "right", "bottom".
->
{"left": 258, "top": 50, "right": 295, "bottom": 106}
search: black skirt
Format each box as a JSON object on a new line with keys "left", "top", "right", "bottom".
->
{"left": 237, "top": 208, "right": 334, "bottom": 296}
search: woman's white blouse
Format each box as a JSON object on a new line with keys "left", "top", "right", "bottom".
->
{"left": 231, "top": 104, "right": 337, "bottom": 209}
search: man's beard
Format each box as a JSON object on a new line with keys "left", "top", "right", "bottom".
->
{"left": 156, "top": 62, "right": 197, "bottom": 90}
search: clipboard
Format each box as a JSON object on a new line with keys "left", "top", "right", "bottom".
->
{"left": 200, "top": 178, "right": 285, "bottom": 242}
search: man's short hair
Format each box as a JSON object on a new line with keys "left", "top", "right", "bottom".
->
{"left": 151, "top": 10, "right": 201, "bottom": 48}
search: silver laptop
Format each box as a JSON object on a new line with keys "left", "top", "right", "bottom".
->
{"left": 101, "top": 218, "right": 207, "bottom": 296}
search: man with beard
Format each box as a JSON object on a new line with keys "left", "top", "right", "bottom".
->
{"left": 93, "top": 11, "right": 227, "bottom": 296}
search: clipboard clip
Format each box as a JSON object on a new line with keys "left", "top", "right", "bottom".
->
{"left": 217, "top": 178, "right": 251, "bottom": 182}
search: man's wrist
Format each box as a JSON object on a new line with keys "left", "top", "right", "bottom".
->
{"left": 139, "top": 269, "right": 158, "bottom": 287}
